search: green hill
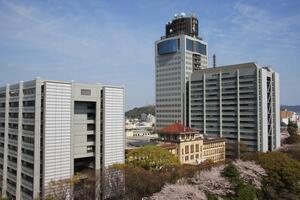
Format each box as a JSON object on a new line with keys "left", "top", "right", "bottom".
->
{"left": 126, "top": 105, "right": 155, "bottom": 119}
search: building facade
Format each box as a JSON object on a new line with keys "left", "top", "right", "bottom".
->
{"left": 155, "top": 13, "right": 208, "bottom": 129}
{"left": 0, "top": 79, "right": 125, "bottom": 199}
{"left": 189, "top": 63, "right": 280, "bottom": 156}
{"left": 157, "top": 123, "right": 225, "bottom": 164}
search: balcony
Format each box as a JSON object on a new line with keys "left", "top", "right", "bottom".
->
{"left": 22, "top": 166, "right": 34, "bottom": 177}
{"left": 22, "top": 178, "right": 33, "bottom": 191}
{"left": 7, "top": 172, "right": 17, "bottom": 181}
{"left": 22, "top": 153, "right": 34, "bottom": 163}
{"left": 22, "top": 142, "right": 34, "bottom": 150}
{"left": 8, "top": 139, "right": 18, "bottom": 147}
{"left": 23, "top": 118, "right": 35, "bottom": 125}
{"left": 9, "top": 107, "right": 18, "bottom": 112}
{"left": 22, "top": 130, "right": 34, "bottom": 138}
{"left": 8, "top": 160, "right": 17, "bottom": 170}
{"left": 21, "top": 191, "right": 33, "bottom": 200}
{"left": 23, "top": 106, "right": 35, "bottom": 113}
{"left": 8, "top": 128, "right": 18, "bottom": 135}
{"left": 0, "top": 117, "right": 5, "bottom": 123}
{"left": 7, "top": 184, "right": 16, "bottom": 195}
{"left": 8, "top": 149, "right": 18, "bottom": 158}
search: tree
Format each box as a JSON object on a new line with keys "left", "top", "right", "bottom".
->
{"left": 280, "top": 143, "right": 300, "bottom": 160}
{"left": 221, "top": 162, "right": 241, "bottom": 188}
{"left": 237, "top": 185, "right": 257, "bottom": 200}
{"left": 148, "top": 184, "right": 207, "bottom": 200}
{"left": 287, "top": 121, "right": 298, "bottom": 137}
{"left": 244, "top": 152, "right": 300, "bottom": 200}
{"left": 192, "top": 166, "right": 234, "bottom": 197}
{"left": 126, "top": 145, "right": 179, "bottom": 170}
{"left": 233, "top": 160, "right": 266, "bottom": 189}
{"left": 285, "top": 134, "right": 300, "bottom": 144}
{"left": 121, "top": 165, "right": 166, "bottom": 199}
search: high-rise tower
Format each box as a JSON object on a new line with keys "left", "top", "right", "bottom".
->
{"left": 155, "top": 13, "right": 208, "bottom": 129}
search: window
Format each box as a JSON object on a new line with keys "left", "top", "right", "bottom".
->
{"left": 87, "top": 135, "right": 95, "bottom": 142}
{"left": 185, "top": 145, "right": 189, "bottom": 154}
{"left": 81, "top": 89, "right": 91, "bottom": 96}
{"left": 185, "top": 156, "right": 189, "bottom": 161}
{"left": 87, "top": 124, "right": 95, "bottom": 131}
{"left": 190, "top": 145, "right": 194, "bottom": 153}
{"left": 87, "top": 146, "right": 94, "bottom": 153}
{"left": 157, "top": 39, "right": 178, "bottom": 55}
{"left": 186, "top": 39, "right": 207, "bottom": 55}
{"left": 186, "top": 39, "right": 193, "bottom": 51}
{"left": 196, "top": 144, "right": 199, "bottom": 152}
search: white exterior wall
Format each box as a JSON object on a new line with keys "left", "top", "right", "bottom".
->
{"left": 274, "top": 72, "right": 280, "bottom": 148}
{"left": 43, "top": 81, "right": 72, "bottom": 190}
{"left": 260, "top": 69, "right": 269, "bottom": 152}
{"left": 103, "top": 87, "right": 125, "bottom": 167}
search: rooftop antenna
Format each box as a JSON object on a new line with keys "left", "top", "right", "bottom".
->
{"left": 213, "top": 54, "right": 216, "bottom": 68}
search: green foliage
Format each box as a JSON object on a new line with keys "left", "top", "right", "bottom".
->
{"left": 280, "top": 143, "right": 300, "bottom": 160}
{"left": 207, "top": 193, "right": 218, "bottom": 200}
{"left": 125, "top": 105, "right": 155, "bottom": 119}
{"left": 237, "top": 185, "right": 257, "bottom": 200}
{"left": 245, "top": 151, "right": 300, "bottom": 199}
{"left": 222, "top": 162, "right": 241, "bottom": 187}
{"left": 287, "top": 121, "right": 298, "bottom": 137}
{"left": 126, "top": 145, "right": 179, "bottom": 170}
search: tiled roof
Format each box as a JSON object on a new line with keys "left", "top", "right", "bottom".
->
{"left": 158, "top": 122, "right": 195, "bottom": 134}
{"left": 158, "top": 143, "right": 177, "bottom": 150}
{"left": 280, "top": 110, "right": 294, "bottom": 118}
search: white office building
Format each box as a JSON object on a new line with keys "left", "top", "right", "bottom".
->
{"left": 189, "top": 63, "right": 280, "bottom": 156}
{"left": 0, "top": 78, "right": 125, "bottom": 199}
{"left": 155, "top": 13, "right": 208, "bottom": 129}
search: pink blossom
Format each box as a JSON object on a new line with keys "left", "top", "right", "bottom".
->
{"left": 192, "top": 166, "right": 234, "bottom": 196}
{"left": 148, "top": 184, "right": 207, "bottom": 200}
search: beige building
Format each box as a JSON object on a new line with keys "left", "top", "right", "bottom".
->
{"left": 157, "top": 123, "right": 225, "bottom": 164}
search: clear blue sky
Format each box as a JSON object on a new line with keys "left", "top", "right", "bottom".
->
{"left": 0, "top": 0, "right": 299, "bottom": 110}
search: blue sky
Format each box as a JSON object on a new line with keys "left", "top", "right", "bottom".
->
{"left": 0, "top": 0, "right": 299, "bottom": 110}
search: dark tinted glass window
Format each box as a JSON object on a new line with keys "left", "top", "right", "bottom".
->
{"left": 195, "top": 41, "right": 207, "bottom": 55}
{"left": 186, "top": 39, "right": 207, "bottom": 55}
{"left": 186, "top": 39, "right": 193, "bottom": 51}
{"left": 157, "top": 39, "right": 178, "bottom": 55}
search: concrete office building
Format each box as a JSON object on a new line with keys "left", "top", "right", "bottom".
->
{"left": 155, "top": 13, "right": 208, "bottom": 129}
{"left": 0, "top": 79, "right": 125, "bottom": 199}
{"left": 189, "top": 63, "right": 280, "bottom": 156}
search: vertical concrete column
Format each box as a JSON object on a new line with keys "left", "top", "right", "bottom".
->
{"left": 237, "top": 70, "right": 240, "bottom": 157}
{"left": 70, "top": 82, "right": 74, "bottom": 178}
{"left": 2, "top": 84, "right": 9, "bottom": 197}
{"left": 256, "top": 69, "right": 261, "bottom": 151}
{"left": 95, "top": 88, "right": 101, "bottom": 170}
{"left": 273, "top": 73, "right": 280, "bottom": 149}
{"left": 203, "top": 74, "right": 206, "bottom": 135}
{"left": 16, "top": 81, "right": 23, "bottom": 200}
{"left": 33, "top": 79, "right": 41, "bottom": 198}
{"left": 219, "top": 72, "right": 222, "bottom": 137}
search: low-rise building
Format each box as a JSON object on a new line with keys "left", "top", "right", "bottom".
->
{"left": 157, "top": 122, "right": 225, "bottom": 164}
{"left": 280, "top": 109, "right": 299, "bottom": 126}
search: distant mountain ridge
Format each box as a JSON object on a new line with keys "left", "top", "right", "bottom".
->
{"left": 281, "top": 105, "right": 300, "bottom": 114}
{"left": 126, "top": 105, "right": 155, "bottom": 119}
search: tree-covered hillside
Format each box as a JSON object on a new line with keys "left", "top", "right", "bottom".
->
{"left": 126, "top": 105, "right": 155, "bottom": 119}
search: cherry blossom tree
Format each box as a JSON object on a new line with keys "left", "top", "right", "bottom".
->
{"left": 148, "top": 184, "right": 207, "bottom": 200}
{"left": 192, "top": 166, "right": 234, "bottom": 196}
{"left": 233, "top": 159, "right": 267, "bottom": 189}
